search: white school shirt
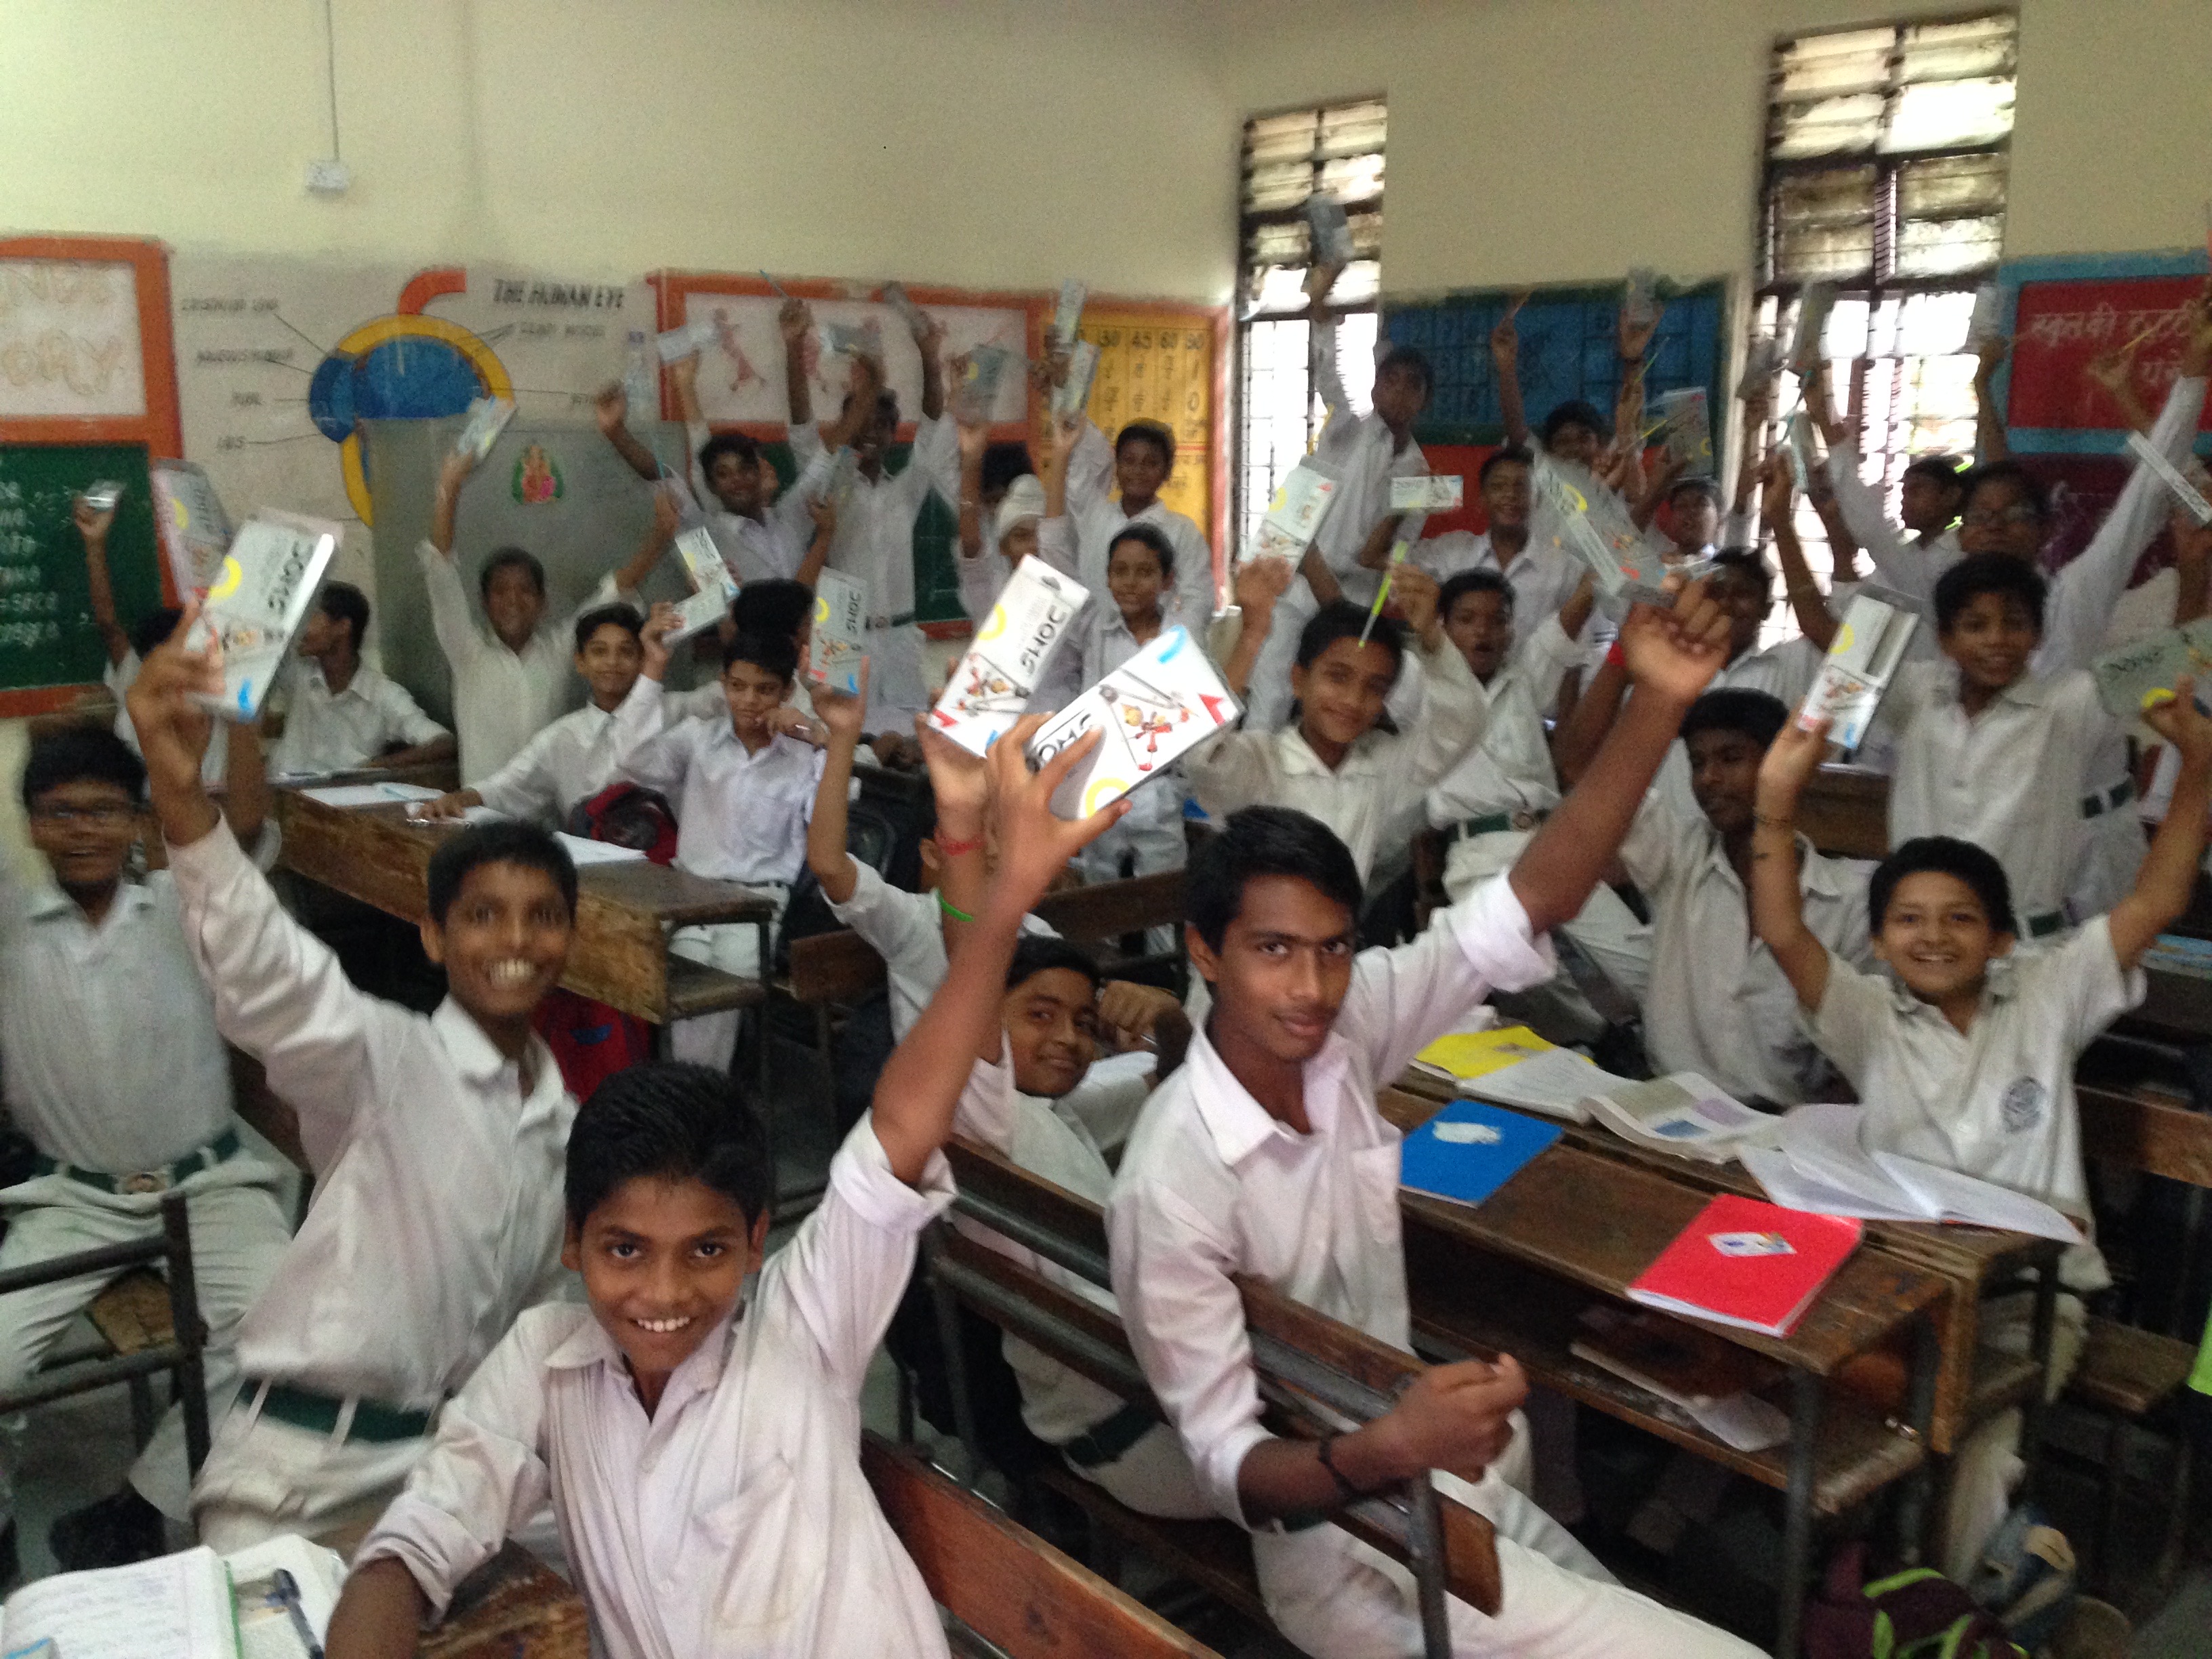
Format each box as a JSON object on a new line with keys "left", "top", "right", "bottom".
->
{"left": 417, "top": 541, "right": 628, "bottom": 785}
{"left": 1305, "top": 316, "right": 1430, "bottom": 607}
{"left": 165, "top": 817, "right": 573, "bottom": 1407}
{"left": 472, "top": 702, "right": 623, "bottom": 826}
{"left": 1618, "top": 796, "right": 1870, "bottom": 1106}
{"left": 788, "top": 417, "right": 958, "bottom": 623}
{"left": 611, "top": 678, "right": 823, "bottom": 886}
{"left": 952, "top": 1042, "right": 1155, "bottom": 1446}
{"left": 267, "top": 659, "right": 447, "bottom": 777}
{"left": 1413, "top": 531, "right": 1589, "bottom": 634}
{"left": 107, "top": 650, "right": 227, "bottom": 785}
{"left": 1070, "top": 562, "right": 1189, "bottom": 842}
{"left": 1106, "top": 876, "right": 1555, "bottom": 1524}
{"left": 1886, "top": 661, "right": 2110, "bottom": 930}
{"left": 1425, "top": 614, "right": 1584, "bottom": 831}
{"left": 672, "top": 417, "right": 830, "bottom": 586}
{"left": 1065, "top": 424, "right": 1217, "bottom": 623}
{"left": 357, "top": 1120, "right": 954, "bottom": 1659}
{"left": 1808, "top": 916, "right": 2142, "bottom": 1290}
{"left": 0, "top": 851, "right": 272, "bottom": 1173}
{"left": 1821, "top": 441, "right": 1963, "bottom": 615}
{"left": 1654, "top": 639, "right": 1825, "bottom": 815}
{"left": 824, "top": 861, "right": 1055, "bottom": 1040}
{"left": 1188, "top": 635, "right": 1488, "bottom": 882}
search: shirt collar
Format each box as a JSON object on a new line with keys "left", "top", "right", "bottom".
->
{"left": 1273, "top": 726, "right": 1382, "bottom": 779}
{"left": 1931, "top": 659, "right": 2050, "bottom": 710}
{"left": 1185, "top": 1021, "right": 1350, "bottom": 1167}
{"left": 24, "top": 874, "right": 157, "bottom": 926}
{"left": 544, "top": 1305, "right": 741, "bottom": 1406}
{"left": 1881, "top": 953, "right": 2018, "bottom": 1017}
{"left": 430, "top": 997, "right": 548, "bottom": 1088}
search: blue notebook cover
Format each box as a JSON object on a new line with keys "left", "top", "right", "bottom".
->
{"left": 1399, "top": 1100, "right": 1563, "bottom": 1208}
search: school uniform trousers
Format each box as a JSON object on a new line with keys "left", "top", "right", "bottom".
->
{"left": 1109, "top": 878, "right": 1761, "bottom": 1658}
{"left": 612, "top": 678, "right": 824, "bottom": 1068}
{"left": 0, "top": 836, "right": 293, "bottom": 1521}
{"left": 163, "top": 819, "right": 575, "bottom": 1549}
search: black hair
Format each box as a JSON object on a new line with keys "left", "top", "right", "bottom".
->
{"left": 981, "top": 442, "right": 1034, "bottom": 497}
{"left": 1668, "top": 476, "right": 1722, "bottom": 510}
{"left": 1478, "top": 445, "right": 1533, "bottom": 487}
{"left": 721, "top": 628, "right": 799, "bottom": 684}
{"left": 479, "top": 546, "right": 547, "bottom": 604}
{"left": 1709, "top": 548, "right": 1774, "bottom": 600}
{"left": 22, "top": 724, "right": 144, "bottom": 810}
{"left": 1959, "top": 459, "right": 2051, "bottom": 528}
{"left": 1680, "top": 687, "right": 1788, "bottom": 752}
{"left": 842, "top": 387, "right": 901, "bottom": 431}
{"left": 697, "top": 430, "right": 762, "bottom": 478}
{"left": 1296, "top": 599, "right": 1406, "bottom": 680}
{"left": 1870, "top": 836, "right": 2017, "bottom": 938}
{"left": 732, "top": 579, "right": 814, "bottom": 642}
{"left": 564, "top": 1061, "right": 774, "bottom": 1233}
{"left": 1107, "top": 523, "right": 1176, "bottom": 582}
{"left": 573, "top": 602, "right": 644, "bottom": 653}
{"left": 1902, "top": 453, "right": 1967, "bottom": 491}
{"left": 316, "top": 580, "right": 371, "bottom": 653}
{"left": 1006, "top": 935, "right": 1103, "bottom": 994}
{"left": 1541, "top": 399, "right": 1609, "bottom": 448}
{"left": 1934, "top": 552, "right": 2046, "bottom": 638}
{"left": 1187, "top": 806, "right": 1364, "bottom": 952}
{"left": 426, "top": 819, "right": 577, "bottom": 927}
{"left": 129, "top": 607, "right": 184, "bottom": 661}
{"left": 1376, "top": 344, "right": 1435, "bottom": 398}
{"left": 1114, "top": 420, "right": 1176, "bottom": 472}
{"left": 1439, "top": 569, "right": 1513, "bottom": 617}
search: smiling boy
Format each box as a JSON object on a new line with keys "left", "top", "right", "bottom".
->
{"left": 324, "top": 713, "right": 1129, "bottom": 1659}
{"left": 122, "top": 608, "right": 583, "bottom": 1549}
{"left": 270, "top": 581, "right": 454, "bottom": 778}
{"left": 1751, "top": 676, "right": 2212, "bottom": 1577}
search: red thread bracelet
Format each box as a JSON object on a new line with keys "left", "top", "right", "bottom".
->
{"left": 935, "top": 834, "right": 986, "bottom": 858}
{"left": 1605, "top": 640, "right": 1627, "bottom": 669}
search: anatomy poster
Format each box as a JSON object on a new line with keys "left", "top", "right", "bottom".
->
{"left": 169, "top": 255, "right": 649, "bottom": 586}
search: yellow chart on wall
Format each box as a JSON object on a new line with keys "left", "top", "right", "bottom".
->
{"left": 1076, "top": 309, "right": 1214, "bottom": 531}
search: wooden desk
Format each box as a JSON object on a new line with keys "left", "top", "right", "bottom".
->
{"left": 1799, "top": 764, "right": 1890, "bottom": 861}
{"left": 417, "top": 1542, "right": 590, "bottom": 1658}
{"left": 274, "top": 792, "right": 773, "bottom": 1025}
{"left": 1378, "top": 1086, "right": 1946, "bottom": 1658}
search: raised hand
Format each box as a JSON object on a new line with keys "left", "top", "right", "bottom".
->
{"left": 777, "top": 298, "right": 812, "bottom": 346}
{"left": 1389, "top": 562, "right": 1443, "bottom": 647}
{"left": 1488, "top": 301, "right": 1521, "bottom": 371}
{"left": 914, "top": 307, "right": 946, "bottom": 356}
{"left": 436, "top": 446, "right": 478, "bottom": 499}
{"left": 806, "top": 494, "right": 838, "bottom": 540}
{"left": 956, "top": 412, "right": 989, "bottom": 462}
{"left": 123, "top": 600, "right": 222, "bottom": 806}
{"left": 668, "top": 351, "right": 701, "bottom": 397}
{"left": 918, "top": 720, "right": 992, "bottom": 832}
{"left": 1619, "top": 298, "right": 1664, "bottom": 363}
{"left": 2181, "top": 284, "right": 2212, "bottom": 380}
{"left": 592, "top": 382, "right": 628, "bottom": 437}
{"left": 651, "top": 487, "right": 682, "bottom": 545}
{"left": 73, "top": 495, "right": 116, "bottom": 542}
{"left": 1757, "top": 711, "right": 1832, "bottom": 813}
{"left": 1233, "top": 554, "right": 1295, "bottom": 618}
{"left": 2143, "top": 673, "right": 2212, "bottom": 768}
{"left": 640, "top": 600, "right": 680, "bottom": 681}
{"left": 1759, "top": 449, "right": 1795, "bottom": 527}
{"left": 814, "top": 659, "right": 869, "bottom": 746}
{"left": 1617, "top": 575, "right": 1731, "bottom": 705}
{"left": 985, "top": 713, "right": 1127, "bottom": 912}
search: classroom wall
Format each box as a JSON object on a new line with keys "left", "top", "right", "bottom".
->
{"left": 0, "top": 0, "right": 1239, "bottom": 302}
{"left": 1198, "top": 0, "right": 2212, "bottom": 296}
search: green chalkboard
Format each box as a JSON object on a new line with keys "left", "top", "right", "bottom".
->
{"left": 0, "top": 443, "right": 167, "bottom": 697}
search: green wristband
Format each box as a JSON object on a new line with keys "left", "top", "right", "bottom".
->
{"left": 936, "top": 891, "right": 976, "bottom": 924}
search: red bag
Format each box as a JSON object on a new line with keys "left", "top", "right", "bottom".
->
{"left": 534, "top": 987, "right": 652, "bottom": 1102}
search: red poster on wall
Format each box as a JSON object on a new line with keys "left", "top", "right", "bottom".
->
{"left": 2006, "top": 272, "right": 2212, "bottom": 438}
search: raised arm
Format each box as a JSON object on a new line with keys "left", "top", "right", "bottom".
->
{"left": 954, "top": 416, "right": 988, "bottom": 560}
{"left": 222, "top": 703, "right": 270, "bottom": 847}
{"left": 871, "top": 716, "right": 1125, "bottom": 1184}
{"left": 1548, "top": 644, "right": 1629, "bottom": 790}
{"left": 804, "top": 665, "right": 869, "bottom": 905}
{"left": 781, "top": 298, "right": 815, "bottom": 428}
{"left": 609, "top": 486, "right": 678, "bottom": 597}
{"left": 1305, "top": 260, "right": 1350, "bottom": 417}
{"left": 1492, "top": 298, "right": 1529, "bottom": 450}
{"left": 1354, "top": 508, "right": 1405, "bottom": 572}
{"left": 1298, "top": 544, "right": 1344, "bottom": 609}
{"left": 912, "top": 306, "right": 947, "bottom": 424}
{"left": 797, "top": 493, "right": 836, "bottom": 592}
{"left": 75, "top": 496, "right": 129, "bottom": 668}
{"left": 1221, "top": 556, "right": 1293, "bottom": 700}
{"left": 1763, "top": 453, "right": 1839, "bottom": 649}
{"left": 1509, "top": 580, "right": 1730, "bottom": 934}
{"left": 1385, "top": 566, "right": 1490, "bottom": 795}
{"left": 594, "top": 381, "right": 663, "bottom": 483}
{"left": 428, "top": 447, "right": 479, "bottom": 558}
{"left": 2086, "top": 344, "right": 2156, "bottom": 438}
{"left": 1748, "top": 713, "right": 1835, "bottom": 1010}
{"left": 2109, "top": 680, "right": 2212, "bottom": 968}
{"left": 2173, "top": 512, "right": 2212, "bottom": 626}
{"left": 1973, "top": 333, "right": 2010, "bottom": 464}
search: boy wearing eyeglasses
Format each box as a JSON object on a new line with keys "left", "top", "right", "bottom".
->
{"left": 0, "top": 726, "right": 291, "bottom": 1573}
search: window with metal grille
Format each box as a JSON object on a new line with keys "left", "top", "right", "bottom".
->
{"left": 1754, "top": 12, "right": 2016, "bottom": 638}
{"left": 1237, "top": 99, "right": 1385, "bottom": 550}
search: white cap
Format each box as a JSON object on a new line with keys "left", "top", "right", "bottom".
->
{"left": 995, "top": 474, "right": 1047, "bottom": 539}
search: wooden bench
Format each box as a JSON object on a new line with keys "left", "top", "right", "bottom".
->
{"left": 861, "top": 1431, "right": 1222, "bottom": 1658}
{"left": 935, "top": 1137, "right": 1502, "bottom": 1655}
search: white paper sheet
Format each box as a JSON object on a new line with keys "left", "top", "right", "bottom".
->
{"left": 554, "top": 832, "right": 648, "bottom": 865}
{"left": 1458, "top": 1048, "right": 1632, "bottom": 1122}
{"left": 298, "top": 781, "right": 443, "bottom": 808}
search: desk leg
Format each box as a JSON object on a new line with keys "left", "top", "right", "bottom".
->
{"left": 649, "top": 1019, "right": 674, "bottom": 1061}
{"left": 923, "top": 1230, "right": 982, "bottom": 1487}
{"left": 1404, "top": 1475, "right": 1453, "bottom": 1659}
{"left": 2019, "top": 1269, "right": 2060, "bottom": 1501}
{"left": 1892, "top": 1310, "right": 1942, "bottom": 1565}
{"left": 1778, "top": 1369, "right": 1824, "bottom": 1659}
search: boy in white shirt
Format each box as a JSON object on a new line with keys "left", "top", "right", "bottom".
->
{"left": 1243, "top": 260, "right": 1432, "bottom": 731}
{"left": 269, "top": 582, "right": 453, "bottom": 777}
{"left": 121, "top": 613, "right": 586, "bottom": 1549}
{"left": 3, "top": 727, "right": 290, "bottom": 1569}
{"left": 1751, "top": 678, "right": 2212, "bottom": 1579}
{"left": 419, "top": 602, "right": 645, "bottom": 827}
{"left": 1063, "top": 415, "right": 1216, "bottom": 628}
{"left": 613, "top": 606, "right": 825, "bottom": 1067}
{"left": 325, "top": 709, "right": 1130, "bottom": 1659}
{"left": 1658, "top": 476, "right": 1721, "bottom": 562}
{"left": 1401, "top": 447, "right": 1587, "bottom": 637}
{"left": 1108, "top": 575, "right": 1761, "bottom": 1658}
{"left": 1200, "top": 559, "right": 1486, "bottom": 884}
{"left": 421, "top": 445, "right": 668, "bottom": 784}
{"left": 1422, "top": 571, "right": 1652, "bottom": 1002}
{"left": 783, "top": 298, "right": 958, "bottom": 730}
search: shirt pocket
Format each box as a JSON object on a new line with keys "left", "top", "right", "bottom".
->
{"left": 701, "top": 1451, "right": 827, "bottom": 1635}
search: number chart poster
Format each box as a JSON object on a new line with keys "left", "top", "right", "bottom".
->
{"left": 1075, "top": 309, "right": 1217, "bottom": 535}
{"left": 169, "top": 256, "right": 650, "bottom": 588}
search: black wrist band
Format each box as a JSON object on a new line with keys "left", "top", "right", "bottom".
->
{"left": 1316, "top": 1434, "right": 1365, "bottom": 1504}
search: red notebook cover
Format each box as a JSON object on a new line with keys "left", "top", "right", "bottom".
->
{"left": 1625, "top": 1193, "right": 1864, "bottom": 1337}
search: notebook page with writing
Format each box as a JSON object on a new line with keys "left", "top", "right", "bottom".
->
{"left": 0, "top": 1545, "right": 235, "bottom": 1659}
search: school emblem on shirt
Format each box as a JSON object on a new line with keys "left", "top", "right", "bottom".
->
{"left": 512, "top": 442, "right": 564, "bottom": 506}
{"left": 2000, "top": 1077, "right": 2047, "bottom": 1133}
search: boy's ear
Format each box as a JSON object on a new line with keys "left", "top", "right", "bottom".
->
{"left": 1990, "top": 930, "right": 2017, "bottom": 959}
{"left": 418, "top": 917, "right": 447, "bottom": 966}
{"left": 560, "top": 1218, "right": 582, "bottom": 1273}
{"left": 1184, "top": 922, "right": 1220, "bottom": 986}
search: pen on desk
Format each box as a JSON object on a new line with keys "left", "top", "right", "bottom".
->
{"left": 272, "top": 1568, "right": 325, "bottom": 1659}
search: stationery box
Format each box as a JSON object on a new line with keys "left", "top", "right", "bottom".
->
{"left": 1249, "top": 460, "right": 1340, "bottom": 564}
{"left": 1790, "top": 283, "right": 1836, "bottom": 374}
{"left": 453, "top": 396, "right": 516, "bottom": 464}
{"left": 1305, "top": 196, "right": 1356, "bottom": 268}
{"left": 665, "top": 524, "right": 739, "bottom": 643}
{"left": 1053, "top": 340, "right": 1101, "bottom": 420}
{"left": 807, "top": 569, "right": 868, "bottom": 697}
{"left": 1529, "top": 455, "right": 1676, "bottom": 604}
{"left": 1626, "top": 1193, "right": 1862, "bottom": 1338}
{"left": 1025, "top": 626, "right": 1238, "bottom": 819}
{"left": 186, "top": 510, "right": 342, "bottom": 724}
{"left": 1389, "top": 475, "right": 1465, "bottom": 513}
{"left": 1051, "top": 279, "right": 1088, "bottom": 350}
{"left": 150, "top": 459, "right": 235, "bottom": 598}
{"left": 952, "top": 344, "right": 1021, "bottom": 424}
{"left": 928, "top": 556, "right": 1091, "bottom": 755}
{"left": 655, "top": 319, "right": 719, "bottom": 363}
{"left": 2091, "top": 619, "right": 2212, "bottom": 720}
{"left": 1650, "top": 388, "right": 1712, "bottom": 475}
{"left": 819, "top": 318, "right": 884, "bottom": 362}
{"left": 1797, "top": 585, "right": 1922, "bottom": 751}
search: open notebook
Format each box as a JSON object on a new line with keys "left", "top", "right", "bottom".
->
{"left": 1, "top": 1535, "right": 342, "bottom": 1659}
